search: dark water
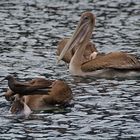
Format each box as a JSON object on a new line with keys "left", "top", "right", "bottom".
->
{"left": 0, "top": 0, "right": 140, "bottom": 139}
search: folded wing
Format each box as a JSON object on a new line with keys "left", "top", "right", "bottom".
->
{"left": 81, "top": 52, "right": 140, "bottom": 72}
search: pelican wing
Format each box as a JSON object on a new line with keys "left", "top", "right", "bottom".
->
{"left": 81, "top": 52, "right": 140, "bottom": 72}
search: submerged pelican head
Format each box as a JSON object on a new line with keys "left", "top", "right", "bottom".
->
{"left": 10, "top": 97, "right": 32, "bottom": 116}
{"left": 57, "top": 12, "right": 95, "bottom": 63}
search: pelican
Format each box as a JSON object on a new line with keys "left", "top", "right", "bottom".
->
{"left": 57, "top": 37, "right": 98, "bottom": 63}
{"left": 3, "top": 77, "right": 72, "bottom": 116}
{"left": 57, "top": 12, "right": 140, "bottom": 77}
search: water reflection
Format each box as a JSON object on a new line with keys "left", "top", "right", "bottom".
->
{"left": 0, "top": 0, "right": 140, "bottom": 139}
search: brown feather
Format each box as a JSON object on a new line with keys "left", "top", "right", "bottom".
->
{"left": 57, "top": 38, "right": 97, "bottom": 63}
{"left": 81, "top": 52, "right": 140, "bottom": 72}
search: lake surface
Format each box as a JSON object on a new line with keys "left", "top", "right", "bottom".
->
{"left": 0, "top": 0, "right": 140, "bottom": 139}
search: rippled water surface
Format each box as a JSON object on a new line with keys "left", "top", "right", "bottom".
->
{"left": 0, "top": 0, "right": 140, "bottom": 139}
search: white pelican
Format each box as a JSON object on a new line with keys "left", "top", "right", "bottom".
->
{"left": 58, "top": 12, "right": 140, "bottom": 77}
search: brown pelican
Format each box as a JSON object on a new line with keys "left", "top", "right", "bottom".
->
{"left": 3, "top": 76, "right": 72, "bottom": 116}
{"left": 57, "top": 12, "right": 140, "bottom": 77}
{"left": 57, "top": 38, "right": 98, "bottom": 63}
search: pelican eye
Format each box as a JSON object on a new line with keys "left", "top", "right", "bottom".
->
{"left": 83, "top": 16, "right": 89, "bottom": 21}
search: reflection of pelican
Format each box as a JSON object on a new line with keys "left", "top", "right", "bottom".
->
{"left": 58, "top": 12, "right": 140, "bottom": 77}
{"left": 57, "top": 37, "right": 98, "bottom": 63}
{"left": 4, "top": 77, "right": 72, "bottom": 116}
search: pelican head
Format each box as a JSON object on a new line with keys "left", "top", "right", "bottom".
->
{"left": 57, "top": 12, "right": 95, "bottom": 63}
{"left": 10, "top": 97, "right": 32, "bottom": 116}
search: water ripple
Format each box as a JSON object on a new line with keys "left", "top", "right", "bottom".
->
{"left": 0, "top": 0, "right": 140, "bottom": 139}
